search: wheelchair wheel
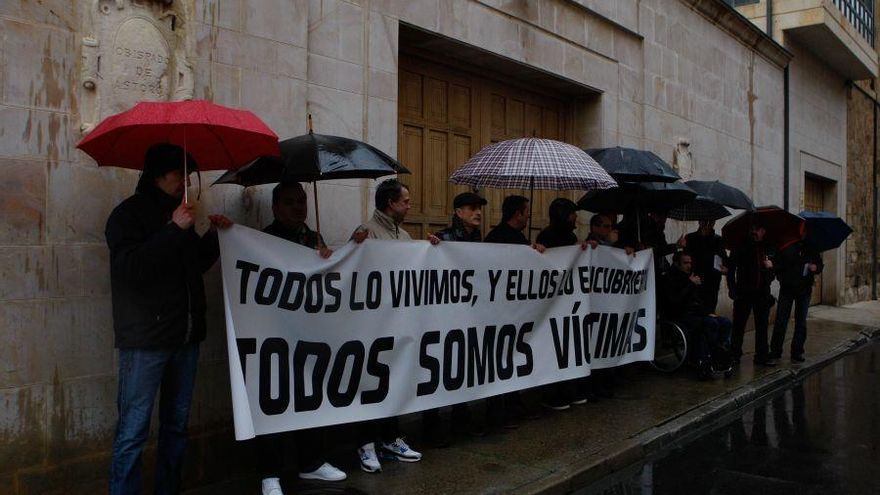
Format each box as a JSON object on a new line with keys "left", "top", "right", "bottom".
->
{"left": 650, "top": 320, "right": 688, "bottom": 372}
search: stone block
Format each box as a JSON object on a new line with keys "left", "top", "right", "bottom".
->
{"left": 194, "top": 0, "right": 241, "bottom": 30}
{"left": 0, "top": 247, "right": 56, "bottom": 301}
{"left": 16, "top": 450, "right": 109, "bottom": 495}
{"left": 195, "top": 25, "right": 242, "bottom": 67}
{"left": 0, "top": 301, "right": 49, "bottom": 389}
{"left": 367, "top": 96, "right": 397, "bottom": 159}
{"left": 0, "top": 19, "right": 75, "bottom": 112}
{"left": 0, "top": 384, "right": 48, "bottom": 474}
{"left": 242, "top": 0, "right": 307, "bottom": 47}
{"left": 45, "top": 375, "right": 116, "bottom": 464}
{"left": 563, "top": 43, "right": 586, "bottom": 84}
{"left": 308, "top": 53, "right": 364, "bottom": 94}
{"left": 307, "top": 84, "right": 364, "bottom": 139}
{"left": 46, "top": 298, "right": 114, "bottom": 383}
{"left": 240, "top": 71, "right": 307, "bottom": 139}
{"left": 313, "top": 182, "right": 366, "bottom": 246}
{"left": 309, "top": 0, "right": 364, "bottom": 64}
{"left": 0, "top": 0, "right": 78, "bottom": 30}
{"left": 0, "top": 158, "right": 46, "bottom": 246}
{"left": 369, "top": 11, "right": 398, "bottom": 74}
{"left": 46, "top": 162, "right": 136, "bottom": 244}
{"left": 438, "top": 0, "right": 471, "bottom": 42}
{"left": 204, "top": 62, "right": 242, "bottom": 107}
{"left": 0, "top": 106, "right": 70, "bottom": 162}
{"left": 557, "top": 4, "right": 587, "bottom": 47}
{"left": 374, "top": 0, "right": 439, "bottom": 32}
{"left": 368, "top": 68, "right": 397, "bottom": 101}
{"left": 275, "top": 42, "right": 308, "bottom": 80}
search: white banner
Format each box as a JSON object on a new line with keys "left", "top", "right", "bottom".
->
{"left": 219, "top": 225, "right": 655, "bottom": 440}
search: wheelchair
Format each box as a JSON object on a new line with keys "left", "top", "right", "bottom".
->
{"left": 650, "top": 318, "right": 733, "bottom": 378}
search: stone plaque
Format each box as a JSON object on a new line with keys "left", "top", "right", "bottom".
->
{"left": 110, "top": 17, "right": 171, "bottom": 110}
{"left": 80, "top": 0, "right": 194, "bottom": 134}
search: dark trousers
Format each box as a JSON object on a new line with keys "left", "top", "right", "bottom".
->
{"left": 771, "top": 289, "right": 811, "bottom": 357}
{"left": 356, "top": 417, "right": 399, "bottom": 447}
{"left": 256, "top": 427, "right": 325, "bottom": 478}
{"left": 680, "top": 315, "right": 732, "bottom": 363}
{"left": 423, "top": 403, "right": 472, "bottom": 431}
{"left": 731, "top": 292, "right": 771, "bottom": 360}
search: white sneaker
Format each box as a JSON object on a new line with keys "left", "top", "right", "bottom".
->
{"left": 358, "top": 443, "right": 382, "bottom": 473}
{"left": 299, "top": 462, "right": 347, "bottom": 481}
{"left": 261, "top": 477, "right": 284, "bottom": 495}
{"left": 380, "top": 437, "right": 422, "bottom": 462}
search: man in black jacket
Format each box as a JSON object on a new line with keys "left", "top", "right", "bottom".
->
{"left": 769, "top": 241, "right": 823, "bottom": 362}
{"left": 105, "top": 144, "right": 231, "bottom": 495}
{"left": 257, "top": 182, "right": 343, "bottom": 495}
{"left": 685, "top": 219, "right": 728, "bottom": 314}
{"left": 727, "top": 223, "right": 776, "bottom": 366}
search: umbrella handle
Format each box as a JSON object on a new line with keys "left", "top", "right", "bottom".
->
{"left": 313, "top": 181, "right": 321, "bottom": 240}
{"left": 528, "top": 177, "right": 534, "bottom": 242}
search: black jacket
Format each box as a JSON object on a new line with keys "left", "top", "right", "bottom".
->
{"left": 773, "top": 241, "right": 823, "bottom": 295}
{"left": 436, "top": 215, "right": 482, "bottom": 242}
{"left": 485, "top": 222, "right": 529, "bottom": 245}
{"left": 727, "top": 239, "right": 773, "bottom": 296}
{"left": 105, "top": 183, "right": 219, "bottom": 349}
{"left": 661, "top": 267, "right": 705, "bottom": 320}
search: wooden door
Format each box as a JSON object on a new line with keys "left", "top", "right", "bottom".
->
{"left": 397, "top": 53, "right": 573, "bottom": 240}
{"left": 803, "top": 176, "right": 825, "bottom": 305}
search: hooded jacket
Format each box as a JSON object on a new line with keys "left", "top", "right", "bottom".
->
{"left": 105, "top": 174, "right": 219, "bottom": 349}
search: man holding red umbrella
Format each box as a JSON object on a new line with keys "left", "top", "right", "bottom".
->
{"left": 105, "top": 144, "right": 232, "bottom": 495}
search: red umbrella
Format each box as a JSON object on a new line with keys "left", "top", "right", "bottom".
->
{"left": 722, "top": 205, "right": 805, "bottom": 250}
{"left": 77, "top": 100, "right": 279, "bottom": 172}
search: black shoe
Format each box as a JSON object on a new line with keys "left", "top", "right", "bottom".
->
{"left": 768, "top": 351, "right": 782, "bottom": 360}
{"left": 791, "top": 354, "right": 805, "bottom": 363}
{"left": 753, "top": 356, "right": 778, "bottom": 366}
{"left": 424, "top": 429, "right": 451, "bottom": 448}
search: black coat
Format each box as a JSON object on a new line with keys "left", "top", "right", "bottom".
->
{"left": 727, "top": 240, "right": 773, "bottom": 296}
{"left": 661, "top": 267, "right": 705, "bottom": 320}
{"left": 436, "top": 215, "right": 482, "bottom": 242}
{"left": 773, "top": 241, "right": 823, "bottom": 295}
{"left": 105, "top": 183, "right": 219, "bottom": 349}
{"left": 484, "top": 222, "right": 529, "bottom": 245}
{"left": 536, "top": 225, "right": 577, "bottom": 248}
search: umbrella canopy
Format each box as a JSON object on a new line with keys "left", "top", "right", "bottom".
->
{"left": 667, "top": 196, "right": 731, "bottom": 221}
{"left": 722, "top": 206, "right": 805, "bottom": 250}
{"left": 585, "top": 147, "right": 681, "bottom": 183}
{"left": 77, "top": 100, "right": 279, "bottom": 171}
{"left": 449, "top": 138, "right": 616, "bottom": 190}
{"left": 213, "top": 133, "right": 409, "bottom": 187}
{"left": 577, "top": 182, "right": 697, "bottom": 213}
{"left": 799, "top": 211, "right": 853, "bottom": 252}
{"left": 684, "top": 180, "right": 754, "bottom": 210}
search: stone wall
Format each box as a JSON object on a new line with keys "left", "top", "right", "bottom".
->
{"left": 0, "top": 0, "right": 796, "bottom": 492}
{"left": 844, "top": 81, "right": 878, "bottom": 304}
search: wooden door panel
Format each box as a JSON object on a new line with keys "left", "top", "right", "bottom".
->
{"left": 425, "top": 130, "right": 449, "bottom": 217}
{"left": 803, "top": 176, "right": 825, "bottom": 305}
{"left": 399, "top": 124, "right": 424, "bottom": 214}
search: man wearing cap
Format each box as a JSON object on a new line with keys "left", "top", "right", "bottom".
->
{"left": 435, "top": 191, "right": 487, "bottom": 242}
{"left": 105, "top": 143, "right": 232, "bottom": 495}
{"left": 423, "top": 192, "right": 489, "bottom": 446}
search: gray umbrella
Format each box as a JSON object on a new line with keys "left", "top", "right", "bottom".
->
{"left": 667, "top": 196, "right": 732, "bottom": 221}
{"left": 684, "top": 180, "right": 754, "bottom": 210}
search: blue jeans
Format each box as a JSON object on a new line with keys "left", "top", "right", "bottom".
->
{"left": 110, "top": 343, "right": 199, "bottom": 495}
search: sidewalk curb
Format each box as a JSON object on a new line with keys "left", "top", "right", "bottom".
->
{"left": 522, "top": 326, "right": 880, "bottom": 495}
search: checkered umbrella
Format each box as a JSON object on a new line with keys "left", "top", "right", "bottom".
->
{"left": 449, "top": 138, "right": 616, "bottom": 191}
{"left": 668, "top": 196, "right": 732, "bottom": 221}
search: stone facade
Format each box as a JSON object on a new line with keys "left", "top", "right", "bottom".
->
{"left": 844, "top": 80, "right": 879, "bottom": 304}
{"left": 4, "top": 0, "right": 861, "bottom": 492}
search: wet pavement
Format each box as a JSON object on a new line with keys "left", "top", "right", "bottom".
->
{"left": 184, "top": 302, "right": 880, "bottom": 495}
{"left": 578, "top": 340, "right": 880, "bottom": 495}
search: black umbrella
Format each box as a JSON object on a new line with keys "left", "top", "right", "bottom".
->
{"left": 585, "top": 147, "right": 681, "bottom": 183}
{"left": 799, "top": 211, "right": 853, "bottom": 252}
{"left": 578, "top": 182, "right": 697, "bottom": 244}
{"left": 684, "top": 180, "right": 754, "bottom": 210}
{"left": 214, "top": 117, "right": 410, "bottom": 235}
{"left": 667, "top": 196, "right": 731, "bottom": 221}
{"left": 577, "top": 182, "right": 696, "bottom": 213}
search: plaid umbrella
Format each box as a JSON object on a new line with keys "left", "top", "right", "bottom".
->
{"left": 449, "top": 138, "right": 616, "bottom": 239}
{"left": 667, "top": 196, "right": 731, "bottom": 221}
{"left": 449, "top": 138, "right": 616, "bottom": 190}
